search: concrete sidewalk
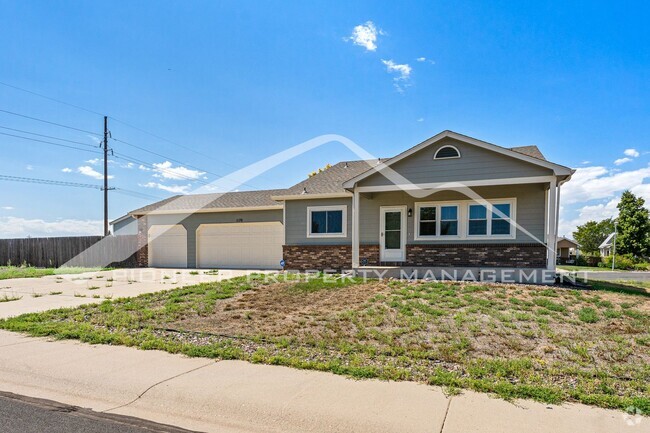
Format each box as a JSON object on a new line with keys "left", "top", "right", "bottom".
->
{"left": 0, "top": 331, "right": 641, "bottom": 433}
{"left": 0, "top": 268, "right": 264, "bottom": 319}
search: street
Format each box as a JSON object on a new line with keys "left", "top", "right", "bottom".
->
{"left": 0, "top": 391, "right": 199, "bottom": 433}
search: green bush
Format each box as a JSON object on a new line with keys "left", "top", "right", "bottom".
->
{"left": 633, "top": 262, "right": 650, "bottom": 271}
{"left": 601, "top": 254, "right": 637, "bottom": 270}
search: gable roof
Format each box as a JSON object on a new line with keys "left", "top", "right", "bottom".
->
{"left": 342, "top": 130, "right": 573, "bottom": 189}
{"left": 556, "top": 236, "right": 579, "bottom": 247}
{"left": 130, "top": 189, "right": 286, "bottom": 215}
{"left": 271, "top": 160, "right": 386, "bottom": 200}
{"left": 599, "top": 232, "right": 616, "bottom": 249}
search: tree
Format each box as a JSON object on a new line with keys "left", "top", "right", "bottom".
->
{"left": 616, "top": 190, "right": 650, "bottom": 257}
{"left": 573, "top": 218, "right": 615, "bottom": 255}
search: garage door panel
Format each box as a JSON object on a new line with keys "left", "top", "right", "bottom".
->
{"left": 148, "top": 225, "right": 188, "bottom": 268}
{"left": 197, "top": 222, "right": 283, "bottom": 269}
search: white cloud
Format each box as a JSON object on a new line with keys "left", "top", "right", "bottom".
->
{"left": 0, "top": 217, "right": 102, "bottom": 238}
{"left": 61, "top": 168, "right": 72, "bottom": 173}
{"left": 624, "top": 148, "right": 640, "bottom": 158}
{"left": 347, "top": 21, "right": 382, "bottom": 51}
{"left": 138, "top": 164, "right": 151, "bottom": 172}
{"left": 416, "top": 57, "right": 426, "bottom": 62}
{"left": 86, "top": 158, "right": 100, "bottom": 165}
{"left": 140, "top": 182, "right": 190, "bottom": 194}
{"left": 562, "top": 165, "right": 650, "bottom": 204}
{"left": 78, "top": 166, "right": 113, "bottom": 180}
{"left": 614, "top": 157, "right": 632, "bottom": 165}
{"left": 381, "top": 59, "right": 412, "bottom": 92}
{"left": 1, "top": 206, "right": 14, "bottom": 210}
{"left": 416, "top": 118, "right": 424, "bottom": 122}
{"left": 152, "top": 161, "right": 205, "bottom": 181}
{"left": 26, "top": 165, "right": 33, "bottom": 171}
{"left": 580, "top": 160, "right": 591, "bottom": 165}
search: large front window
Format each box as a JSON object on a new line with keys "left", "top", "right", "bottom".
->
{"left": 415, "top": 200, "right": 515, "bottom": 240}
{"left": 307, "top": 206, "right": 347, "bottom": 237}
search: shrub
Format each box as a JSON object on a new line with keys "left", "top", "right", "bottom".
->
{"left": 633, "top": 262, "right": 650, "bottom": 271}
{"left": 601, "top": 254, "right": 636, "bottom": 270}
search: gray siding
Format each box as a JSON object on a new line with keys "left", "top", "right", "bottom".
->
{"left": 359, "top": 138, "right": 553, "bottom": 187}
{"left": 285, "top": 198, "right": 352, "bottom": 245}
{"left": 359, "top": 184, "right": 546, "bottom": 244}
{"left": 112, "top": 217, "right": 137, "bottom": 235}
{"left": 147, "top": 209, "right": 283, "bottom": 267}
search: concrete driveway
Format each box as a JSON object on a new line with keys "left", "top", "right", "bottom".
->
{"left": 0, "top": 268, "right": 268, "bottom": 319}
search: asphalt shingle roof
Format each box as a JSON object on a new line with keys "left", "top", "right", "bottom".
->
{"left": 510, "top": 145, "right": 546, "bottom": 160}
{"left": 131, "top": 189, "right": 287, "bottom": 214}
{"left": 283, "top": 160, "right": 384, "bottom": 196}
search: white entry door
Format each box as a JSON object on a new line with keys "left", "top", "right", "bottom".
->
{"left": 380, "top": 206, "right": 406, "bottom": 262}
{"left": 196, "top": 222, "right": 284, "bottom": 269}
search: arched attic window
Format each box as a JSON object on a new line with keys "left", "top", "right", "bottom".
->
{"left": 434, "top": 145, "right": 461, "bottom": 160}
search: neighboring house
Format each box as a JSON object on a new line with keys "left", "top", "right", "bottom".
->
{"left": 110, "top": 214, "right": 138, "bottom": 236}
{"left": 556, "top": 237, "right": 579, "bottom": 264}
{"left": 127, "top": 131, "right": 574, "bottom": 282}
{"left": 599, "top": 232, "right": 616, "bottom": 257}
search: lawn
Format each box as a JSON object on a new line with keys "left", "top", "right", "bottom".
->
{"left": 0, "top": 274, "right": 648, "bottom": 414}
{"left": 557, "top": 265, "right": 612, "bottom": 272}
{"left": 0, "top": 266, "right": 107, "bottom": 280}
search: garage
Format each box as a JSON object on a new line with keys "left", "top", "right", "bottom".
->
{"left": 148, "top": 225, "right": 188, "bottom": 268}
{"left": 196, "top": 222, "right": 283, "bottom": 269}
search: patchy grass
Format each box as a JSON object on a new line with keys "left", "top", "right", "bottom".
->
{"left": 0, "top": 293, "right": 22, "bottom": 302}
{"left": 558, "top": 265, "right": 611, "bottom": 272}
{"left": 0, "top": 266, "right": 107, "bottom": 280}
{"left": 0, "top": 274, "right": 648, "bottom": 414}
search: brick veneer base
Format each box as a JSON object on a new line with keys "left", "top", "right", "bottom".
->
{"left": 283, "top": 243, "right": 546, "bottom": 270}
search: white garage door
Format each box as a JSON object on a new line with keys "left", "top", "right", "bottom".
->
{"left": 148, "top": 225, "right": 188, "bottom": 268}
{"left": 197, "top": 222, "right": 283, "bottom": 269}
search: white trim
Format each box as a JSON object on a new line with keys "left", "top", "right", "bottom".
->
{"left": 306, "top": 205, "right": 348, "bottom": 238}
{"left": 132, "top": 205, "right": 283, "bottom": 216}
{"left": 380, "top": 205, "right": 407, "bottom": 262}
{"left": 354, "top": 176, "right": 556, "bottom": 193}
{"left": 271, "top": 192, "right": 353, "bottom": 201}
{"left": 414, "top": 198, "right": 517, "bottom": 241}
{"left": 342, "top": 130, "right": 574, "bottom": 188}
{"left": 352, "top": 189, "right": 360, "bottom": 267}
{"left": 433, "top": 145, "right": 461, "bottom": 160}
{"left": 110, "top": 214, "right": 134, "bottom": 225}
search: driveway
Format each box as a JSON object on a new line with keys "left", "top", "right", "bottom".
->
{"left": 559, "top": 270, "right": 650, "bottom": 282}
{"left": 0, "top": 268, "right": 269, "bottom": 319}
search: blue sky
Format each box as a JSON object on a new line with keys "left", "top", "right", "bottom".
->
{"left": 0, "top": 1, "right": 648, "bottom": 237}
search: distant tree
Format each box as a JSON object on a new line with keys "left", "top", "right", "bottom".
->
{"left": 573, "top": 218, "right": 615, "bottom": 255}
{"left": 616, "top": 190, "right": 650, "bottom": 257}
{"left": 308, "top": 163, "right": 332, "bottom": 178}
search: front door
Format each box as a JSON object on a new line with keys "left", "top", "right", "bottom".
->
{"left": 380, "top": 206, "right": 406, "bottom": 262}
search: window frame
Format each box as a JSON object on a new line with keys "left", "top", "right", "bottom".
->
{"left": 306, "top": 205, "right": 347, "bottom": 238}
{"left": 433, "top": 145, "right": 461, "bottom": 160}
{"left": 414, "top": 199, "right": 516, "bottom": 241}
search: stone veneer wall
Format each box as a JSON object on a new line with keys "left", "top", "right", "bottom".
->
{"left": 136, "top": 215, "right": 148, "bottom": 267}
{"left": 282, "top": 243, "right": 546, "bottom": 270}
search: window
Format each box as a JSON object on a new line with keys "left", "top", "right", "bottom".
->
{"left": 434, "top": 145, "right": 460, "bottom": 159}
{"left": 440, "top": 206, "right": 458, "bottom": 236}
{"left": 418, "top": 206, "right": 436, "bottom": 236}
{"left": 307, "top": 206, "right": 346, "bottom": 237}
{"left": 415, "top": 199, "right": 516, "bottom": 240}
{"left": 491, "top": 203, "right": 511, "bottom": 235}
{"left": 468, "top": 205, "right": 487, "bottom": 235}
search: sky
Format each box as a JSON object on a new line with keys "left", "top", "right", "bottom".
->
{"left": 0, "top": 0, "right": 649, "bottom": 238}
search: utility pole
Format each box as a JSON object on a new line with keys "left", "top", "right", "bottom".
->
{"left": 612, "top": 221, "right": 618, "bottom": 271}
{"left": 103, "top": 116, "right": 109, "bottom": 236}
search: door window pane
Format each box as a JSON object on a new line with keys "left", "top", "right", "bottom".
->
{"left": 385, "top": 230, "right": 401, "bottom": 249}
{"left": 385, "top": 212, "right": 401, "bottom": 230}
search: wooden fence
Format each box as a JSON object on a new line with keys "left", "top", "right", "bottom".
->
{"left": 0, "top": 235, "right": 139, "bottom": 268}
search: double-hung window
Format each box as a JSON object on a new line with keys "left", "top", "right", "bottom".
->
{"left": 416, "top": 204, "right": 459, "bottom": 238}
{"left": 307, "top": 206, "right": 346, "bottom": 237}
{"left": 491, "top": 203, "right": 512, "bottom": 235}
{"left": 467, "top": 201, "right": 513, "bottom": 237}
{"left": 468, "top": 204, "right": 488, "bottom": 235}
{"left": 440, "top": 205, "right": 458, "bottom": 236}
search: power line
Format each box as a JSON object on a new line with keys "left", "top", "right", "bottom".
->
{"left": 0, "top": 109, "right": 102, "bottom": 136}
{"left": 0, "top": 131, "right": 103, "bottom": 154}
{"left": 114, "top": 188, "right": 166, "bottom": 201}
{"left": 0, "top": 125, "right": 100, "bottom": 147}
{"left": 0, "top": 174, "right": 101, "bottom": 189}
{"left": 0, "top": 81, "right": 105, "bottom": 117}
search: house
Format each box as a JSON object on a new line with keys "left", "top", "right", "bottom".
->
{"left": 110, "top": 214, "right": 138, "bottom": 236}
{"left": 556, "top": 237, "right": 579, "bottom": 264}
{"left": 128, "top": 131, "right": 574, "bottom": 282}
{"left": 599, "top": 232, "right": 616, "bottom": 257}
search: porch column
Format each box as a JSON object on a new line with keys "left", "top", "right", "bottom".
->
{"left": 352, "top": 188, "right": 360, "bottom": 268}
{"left": 546, "top": 177, "right": 557, "bottom": 271}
